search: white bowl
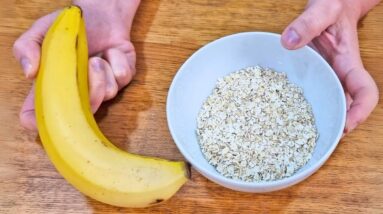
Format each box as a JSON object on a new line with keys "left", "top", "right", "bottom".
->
{"left": 167, "top": 32, "right": 346, "bottom": 192}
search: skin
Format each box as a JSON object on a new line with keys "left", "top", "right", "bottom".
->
{"left": 281, "top": 0, "right": 380, "bottom": 133}
{"left": 14, "top": 0, "right": 380, "bottom": 133}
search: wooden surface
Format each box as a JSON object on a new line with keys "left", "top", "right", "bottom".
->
{"left": 1, "top": 0, "right": 383, "bottom": 213}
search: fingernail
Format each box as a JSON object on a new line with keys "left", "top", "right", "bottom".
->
{"left": 21, "top": 57, "right": 32, "bottom": 78}
{"left": 344, "top": 122, "right": 357, "bottom": 134}
{"left": 284, "top": 29, "right": 301, "bottom": 48}
{"left": 343, "top": 127, "right": 349, "bottom": 134}
{"left": 91, "top": 58, "right": 103, "bottom": 72}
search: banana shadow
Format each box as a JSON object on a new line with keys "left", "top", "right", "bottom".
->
{"left": 85, "top": 0, "right": 161, "bottom": 212}
{"left": 92, "top": 0, "right": 161, "bottom": 150}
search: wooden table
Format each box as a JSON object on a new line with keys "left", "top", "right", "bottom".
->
{"left": 1, "top": 0, "right": 382, "bottom": 213}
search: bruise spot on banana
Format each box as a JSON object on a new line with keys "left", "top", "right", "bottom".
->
{"left": 100, "top": 141, "right": 109, "bottom": 147}
{"left": 150, "top": 199, "right": 164, "bottom": 205}
{"left": 93, "top": 139, "right": 109, "bottom": 147}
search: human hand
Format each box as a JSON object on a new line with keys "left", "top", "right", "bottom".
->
{"left": 281, "top": 0, "right": 380, "bottom": 134}
{"left": 13, "top": 0, "right": 141, "bottom": 131}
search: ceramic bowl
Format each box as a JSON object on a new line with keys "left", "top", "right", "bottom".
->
{"left": 167, "top": 32, "right": 346, "bottom": 192}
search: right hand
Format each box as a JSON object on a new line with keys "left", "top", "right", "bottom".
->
{"left": 281, "top": 0, "right": 380, "bottom": 133}
{"left": 13, "top": 0, "right": 141, "bottom": 131}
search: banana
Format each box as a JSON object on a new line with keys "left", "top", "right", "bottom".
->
{"left": 35, "top": 6, "right": 190, "bottom": 208}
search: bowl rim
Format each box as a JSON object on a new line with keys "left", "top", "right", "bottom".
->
{"left": 166, "top": 31, "right": 346, "bottom": 189}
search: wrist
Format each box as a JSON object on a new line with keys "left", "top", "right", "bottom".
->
{"left": 72, "top": 0, "right": 140, "bottom": 37}
{"left": 73, "top": 0, "right": 141, "bottom": 5}
{"left": 351, "top": 0, "right": 381, "bottom": 18}
{"left": 73, "top": 0, "right": 141, "bottom": 14}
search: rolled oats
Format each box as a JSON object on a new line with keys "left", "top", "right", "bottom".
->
{"left": 196, "top": 66, "right": 318, "bottom": 182}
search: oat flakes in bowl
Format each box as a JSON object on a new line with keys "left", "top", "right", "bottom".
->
{"left": 197, "top": 66, "right": 318, "bottom": 182}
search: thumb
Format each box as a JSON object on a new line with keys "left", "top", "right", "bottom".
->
{"left": 20, "top": 86, "right": 37, "bottom": 131}
{"left": 13, "top": 11, "right": 59, "bottom": 79}
{"left": 281, "top": 1, "right": 341, "bottom": 50}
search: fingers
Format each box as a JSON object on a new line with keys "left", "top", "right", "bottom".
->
{"left": 103, "top": 44, "right": 136, "bottom": 89}
{"left": 102, "top": 59, "right": 119, "bottom": 101}
{"left": 281, "top": 0, "right": 342, "bottom": 50}
{"left": 13, "top": 11, "right": 59, "bottom": 79}
{"left": 343, "top": 68, "right": 379, "bottom": 133}
{"left": 20, "top": 87, "right": 37, "bottom": 131}
{"left": 88, "top": 57, "right": 107, "bottom": 113}
{"left": 87, "top": 43, "right": 136, "bottom": 112}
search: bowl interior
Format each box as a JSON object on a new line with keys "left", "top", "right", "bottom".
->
{"left": 167, "top": 32, "right": 346, "bottom": 185}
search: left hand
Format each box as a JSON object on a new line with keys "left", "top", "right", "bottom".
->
{"left": 13, "top": 0, "right": 140, "bottom": 131}
{"left": 281, "top": 0, "right": 379, "bottom": 134}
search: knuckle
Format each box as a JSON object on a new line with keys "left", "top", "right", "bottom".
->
{"left": 12, "top": 38, "right": 24, "bottom": 57}
{"left": 31, "top": 16, "right": 49, "bottom": 31}
{"left": 297, "top": 15, "right": 316, "bottom": 34}
{"left": 104, "top": 84, "right": 118, "bottom": 101}
{"left": 121, "top": 43, "right": 137, "bottom": 76}
{"left": 115, "top": 69, "right": 132, "bottom": 87}
{"left": 373, "top": 85, "right": 379, "bottom": 103}
{"left": 129, "top": 63, "right": 137, "bottom": 76}
{"left": 19, "top": 110, "right": 35, "bottom": 131}
{"left": 365, "top": 75, "right": 379, "bottom": 107}
{"left": 121, "top": 41, "right": 136, "bottom": 55}
{"left": 127, "top": 46, "right": 137, "bottom": 76}
{"left": 19, "top": 111, "right": 27, "bottom": 127}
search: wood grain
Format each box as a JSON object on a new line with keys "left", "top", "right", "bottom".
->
{"left": 1, "top": 0, "right": 382, "bottom": 213}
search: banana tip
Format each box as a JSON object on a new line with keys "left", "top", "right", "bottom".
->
{"left": 69, "top": 5, "right": 83, "bottom": 17}
{"left": 185, "top": 162, "right": 191, "bottom": 179}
